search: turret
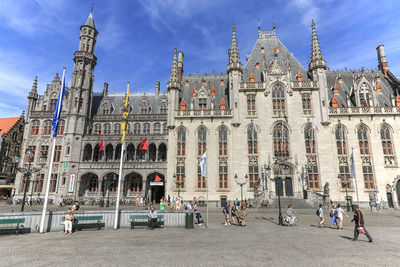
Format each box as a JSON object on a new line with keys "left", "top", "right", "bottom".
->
{"left": 167, "top": 48, "right": 181, "bottom": 128}
{"left": 177, "top": 51, "right": 184, "bottom": 83}
{"left": 102, "top": 82, "right": 109, "bottom": 97}
{"left": 377, "top": 45, "right": 388, "bottom": 76}
{"left": 26, "top": 76, "right": 38, "bottom": 121}
{"left": 308, "top": 20, "right": 329, "bottom": 123}
{"left": 227, "top": 24, "right": 242, "bottom": 126}
{"left": 155, "top": 81, "right": 160, "bottom": 97}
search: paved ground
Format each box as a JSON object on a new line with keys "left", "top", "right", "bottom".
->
{"left": 1, "top": 207, "right": 399, "bottom": 267}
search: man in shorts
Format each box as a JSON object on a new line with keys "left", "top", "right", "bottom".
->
{"left": 224, "top": 202, "right": 231, "bottom": 225}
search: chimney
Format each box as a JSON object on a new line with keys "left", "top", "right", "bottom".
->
{"left": 103, "top": 82, "right": 109, "bottom": 96}
{"left": 177, "top": 51, "right": 184, "bottom": 83}
{"left": 377, "top": 45, "right": 388, "bottom": 76}
{"left": 155, "top": 81, "right": 160, "bottom": 97}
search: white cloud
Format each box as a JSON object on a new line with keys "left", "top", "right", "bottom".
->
{"left": 288, "top": 0, "right": 320, "bottom": 27}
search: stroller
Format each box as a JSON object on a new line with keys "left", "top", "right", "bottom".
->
{"left": 231, "top": 207, "right": 246, "bottom": 226}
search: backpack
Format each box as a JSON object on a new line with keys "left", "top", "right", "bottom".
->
{"left": 329, "top": 211, "right": 333, "bottom": 217}
{"left": 316, "top": 209, "right": 320, "bottom": 216}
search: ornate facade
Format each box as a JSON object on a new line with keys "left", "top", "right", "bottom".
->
{"left": 14, "top": 12, "right": 400, "bottom": 208}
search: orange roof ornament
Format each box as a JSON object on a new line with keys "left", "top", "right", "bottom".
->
{"left": 332, "top": 96, "right": 338, "bottom": 108}
{"left": 192, "top": 88, "right": 196, "bottom": 97}
{"left": 333, "top": 83, "right": 339, "bottom": 94}
{"left": 396, "top": 94, "right": 400, "bottom": 107}
{"left": 180, "top": 98, "right": 186, "bottom": 111}
{"left": 219, "top": 98, "right": 226, "bottom": 110}
{"left": 211, "top": 87, "right": 216, "bottom": 97}
{"left": 297, "top": 72, "right": 302, "bottom": 82}
{"left": 376, "top": 83, "right": 382, "bottom": 93}
{"left": 249, "top": 73, "right": 255, "bottom": 83}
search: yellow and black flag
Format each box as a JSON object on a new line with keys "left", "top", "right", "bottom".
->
{"left": 121, "top": 82, "right": 130, "bottom": 143}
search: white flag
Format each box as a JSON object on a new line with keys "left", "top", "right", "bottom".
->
{"left": 200, "top": 152, "right": 207, "bottom": 177}
{"left": 312, "top": 121, "right": 319, "bottom": 133}
{"left": 350, "top": 151, "right": 356, "bottom": 178}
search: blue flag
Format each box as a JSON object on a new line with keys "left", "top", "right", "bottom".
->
{"left": 52, "top": 69, "right": 66, "bottom": 138}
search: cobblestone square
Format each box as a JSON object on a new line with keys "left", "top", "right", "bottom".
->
{"left": 1, "top": 208, "right": 399, "bottom": 267}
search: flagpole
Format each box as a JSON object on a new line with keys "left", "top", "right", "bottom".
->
{"left": 114, "top": 141, "right": 125, "bottom": 229}
{"left": 352, "top": 148, "right": 360, "bottom": 207}
{"left": 39, "top": 68, "right": 66, "bottom": 233}
{"left": 114, "top": 82, "right": 130, "bottom": 230}
{"left": 206, "top": 174, "right": 208, "bottom": 226}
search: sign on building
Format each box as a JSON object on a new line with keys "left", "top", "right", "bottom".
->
{"left": 69, "top": 174, "right": 75, "bottom": 193}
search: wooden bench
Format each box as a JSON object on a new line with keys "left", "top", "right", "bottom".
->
{"left": 0, "top": 218, "right": 25, "bottom": 235}
{"left": 129, "top": 214, "right": 164, "bottom": 229}
{"left": 62, "top": 216, "right": 104, "bottom": 231}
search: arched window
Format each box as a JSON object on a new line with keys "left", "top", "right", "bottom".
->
{"left": 163, "top": 123, "right": 167, "bottom": 134}
{"left": 56, "top": 120, "right": 65, "bottom": 136}
{"left": 133, "top": 123, "right": 141, "bottom": 135}
{"left": 304, "top": 125, "right": 316, "bottom": 154}
{"left": 49, "top": 95, "right": 57, "bottom": 112}
{"left": 102, "top": 104, "right": 110, "bottom": 115}
{"left": 153, "top": 123, "right": 161, "bottom": 134}
{"left": 335, "top": 124, "right": 347, "bottom": 155}
{"left": 140, "top": 103, "right": 149, "bottom": 114}
{"left": 104, "top": 123, "right": 111, "bottom": 135}
{"left": 247, "top": 124, "right": 257, "bottom": 155}
{"left": 42, "top": 120, "right": 52, "bottom": 135}
{"left": 359, "top": 83, "right": 371, "bottom": 107}
{"left": 302, "top": 94, "right": 312, "bottom": 115}
{"left": 94, "top": 124, "right": 101, "bottom": 135}
{"left": 160, "top": 104, "right": 167, "bottom": 114}
{"left": 272, "top": 84, "right": 285, "bottom": 115}
{"left": 197, "top": 127, "right": 207, "bottom": 156}
{"left": 381, "top": 125, "right": 395, "bottom": 166}
{"left": 198, "top": 97, "right": 207, "bottom": 110}
{"left": 114, "top": 124, "right": 120, "bottom": 135}
{"left": 273, "top": 122, "right": 289, "bottom": 157}
{"left": 88, "top": 176, "right": 98, "bottom": 192}
{"left": 358, "top": 126, "right": 370, "bottom": 155}
{"left": 177, "top": 128, "right": 186, "bottom": 156}
{"left": 105, "top": 144, "right": 114, "bottom": 161}
{"left": 30, "top": 120, "right": 40, "bottom": 136}
{"left": 143, "top": 123, "right": 150, "bottom": 134}
{"left": 218, "top": 127, "right": 228, "bottom": 156}
{"left": 247, "top": 95, "right": 256, "bottom": 115}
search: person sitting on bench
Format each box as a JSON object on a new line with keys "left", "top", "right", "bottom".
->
{"left": 148, "top": 207, "right": 158, "bottom": 230}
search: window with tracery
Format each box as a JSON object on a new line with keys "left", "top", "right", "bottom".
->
{"left": 273, "top": 122, "right": 289, "bottom": 157}
{"left": 272, "top": 84, "right": 285, "bottom": 115}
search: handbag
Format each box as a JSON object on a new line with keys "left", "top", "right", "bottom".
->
{"left": 357, "top": 227, "right": 365, "bottom": 234}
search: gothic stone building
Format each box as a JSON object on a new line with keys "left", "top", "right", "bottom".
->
{"left": 16, "top": 12, "right": 168, "bottom": 203}
{"left": 16, "top": 12, "right": 400, "bottom": 208}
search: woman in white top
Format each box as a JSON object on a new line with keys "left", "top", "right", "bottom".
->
{"left": 335, "top": 204, "right": 348, "bottom": 229}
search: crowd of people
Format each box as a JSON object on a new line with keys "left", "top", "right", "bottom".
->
{"left": 222, "top": 199, "right": 246, "bottom": 226}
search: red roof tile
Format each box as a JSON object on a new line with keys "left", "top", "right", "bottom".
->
{"left": 0, "top": 117, "right": 20, "bottom": 136}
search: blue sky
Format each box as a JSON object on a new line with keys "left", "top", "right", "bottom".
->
{"left": 0, "top": 0, "right": 399, "bottom": 117}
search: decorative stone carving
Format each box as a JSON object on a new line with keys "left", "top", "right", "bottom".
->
{"left": 248, "top": 155, "right": 258, "bottom": 166}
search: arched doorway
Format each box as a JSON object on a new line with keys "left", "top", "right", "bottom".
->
{"left": 158, "top": 143, "right": 167, "bottom": 161}
{"left": 386, "top": 184, "right": 394, "bottom": 208}
{"left": 149, "top": 143, "right": 157, "bottom": 161}
{"left": 124, "top": 172, "right": 143, "bottom": 197}
{"left": 147, "top": 173, "right": 165, "bottom": 203}
{"left": 79, "top": 173, "right": 99, "bottom": 197}
{"left": 273, "top": 163, "right": 293, "bottom": 197}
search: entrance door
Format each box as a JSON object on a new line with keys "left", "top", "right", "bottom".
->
{"left": 151, "top": 186, "right": 165, "bottom": 203}
{"left": 396, "top": 181, "right": 400, "bottom": 206}
{"left": 285, "top": 177, "right": 293, "bottom": 196}
{"left": 387, "top": 192, "right": 394, "bottom": 208}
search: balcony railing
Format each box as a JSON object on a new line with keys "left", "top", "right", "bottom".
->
{"left": 328, "top": 106, "right": 400, "bottom": 115}
{"left": 240, "top": 82, "right": 264, "bottom": 90}
{"left": 291, "top": 81, "right": 319, "bottom": 89}
{"left": 175, "top": 109, "right": 232, "bottom": 118}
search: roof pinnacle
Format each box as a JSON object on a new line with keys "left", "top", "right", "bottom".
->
{"left": 227, "top": 24, "right": 243, "bottom": 72}
{"left": 309, "top": 20, "right": 326, "bottom": 70}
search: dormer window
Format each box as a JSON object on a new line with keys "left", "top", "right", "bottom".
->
{"left": 140, "top": 103, "right": 149, "bottom": 114}
{"left": 199, "top": 98, "right": 207, "bottom": 110}
{"left": 359, "top": 83, "right": 371, "bottom": 107}
{"left": 49, "top": 97, "right": 57, "bottom": 112}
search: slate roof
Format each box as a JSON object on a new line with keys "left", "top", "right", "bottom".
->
{"left": 93, "top": 93, "right": 169, "bottom": 116}
{"left": 326, "top": 70, "right": 397, "bottom": 107}
{"left": 179, "top": 74, "right": 230, "bottom": 109}
{"left": 243, "top": 34, "right": 309, "bottom": 82}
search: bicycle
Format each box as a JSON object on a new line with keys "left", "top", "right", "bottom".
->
{"left": 283, "top": 215, "right": 299, "bottom": 226}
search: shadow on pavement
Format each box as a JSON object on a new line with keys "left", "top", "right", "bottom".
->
{"left": 255, "top": 216, "right": 278, "bottom": 225}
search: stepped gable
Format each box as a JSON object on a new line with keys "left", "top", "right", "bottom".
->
{"left": 94, "top": 93, "right": 168, "bottom": 115}
{"left": 0, "top": 117, "right": 20, "bottom": 136}
{"left": 180, "top": 74, "right": 230, "bottom": 109}
{"left": 326, "top": 70, "right": 396, "bottom": 107}
{"left": 243, "top": 33, "right": 308, "bottom": 82}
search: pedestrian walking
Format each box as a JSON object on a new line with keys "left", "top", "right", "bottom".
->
{"left": 330, "top": 205, "right": 338, "bottom": 229}
{"left": 317, "top": 204, "right": 324, "bottom": 228}
{"left": 160, "top": 198, "right": 165, "bottom": 211}
{"left": 223, "top": 202, "right": 230, "bottom": 225}
{"left": 241, "top": 201, "right": 247, "bottom": 217}
{"left": 167, "top": 195, "right": 170, "bottom": 206}
{"left": 351, "top": 205, "right": 373, "bottom": 242}
{"left": 64, "top": 209, "right": 74, "bottom": 235}
{"left": 336, "top": 204, "right": 348, "bottom": 229}
{"left": 194, "top": 202, "right": 202, "bottom": 225}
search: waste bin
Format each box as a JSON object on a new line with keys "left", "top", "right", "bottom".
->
{"left": 185, "top": 212, "right": 194, "bottom": 229}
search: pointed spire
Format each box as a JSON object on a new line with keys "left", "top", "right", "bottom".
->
{"left": 31, "top": 76, "right": 38, "bottom": 93}
{"left": 167, "top": 48, "right": 180, "bottom": 91}
{"left": 309, "top": 20, "right": 326, "bottom": 71}
{"left": 227, "top": 24, "right": 243, "bottom": 73}
{"left": 84, "top": 7, "right": 96, "bottom": 29}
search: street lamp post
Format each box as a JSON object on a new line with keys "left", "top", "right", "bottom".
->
{"left": 271, "top": 160, "right": 283, "bottom": 226}
{"left": 15, "top": 148, "right": 43, "bottom": 212}
{"left": 174, "top": 174, "right": 183, "bottom": 199}
{"left": 234, "top": 174, "right": 248, "bottom": 204}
